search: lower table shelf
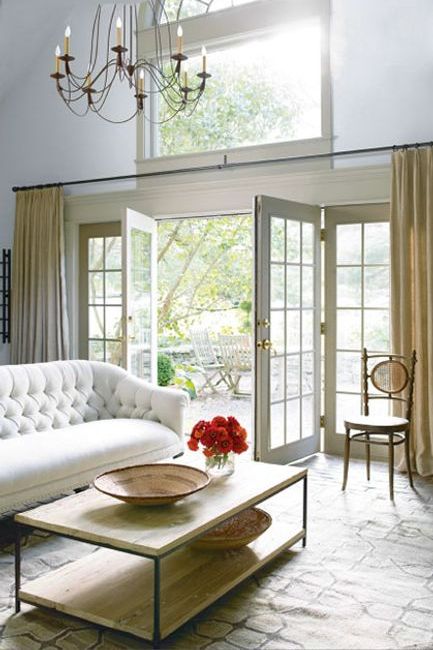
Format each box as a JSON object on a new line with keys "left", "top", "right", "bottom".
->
{"left": 19, "top": 517, "right": 304, "bottom": 641}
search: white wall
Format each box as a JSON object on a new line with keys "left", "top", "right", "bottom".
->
{"left": 331, "top": 0, "right": 433, "bottom": 166}
{"left": 0, "top": 2, "right": 136, "bottom": 363}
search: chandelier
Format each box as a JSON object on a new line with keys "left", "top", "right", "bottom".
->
{"left": 50, "top": 2, "right": 211, "bottom": 124}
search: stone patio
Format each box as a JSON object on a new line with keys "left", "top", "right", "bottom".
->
{"left": 1, "top": 454, "right": 433, "bottom": 649}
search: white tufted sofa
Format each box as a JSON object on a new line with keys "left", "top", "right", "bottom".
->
{"left": 0, "top": 360, "right": 189, "bottom": 514}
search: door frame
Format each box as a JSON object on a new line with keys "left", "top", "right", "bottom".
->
{"left": 323, "top": 203, "right": 390, "bottom": 459}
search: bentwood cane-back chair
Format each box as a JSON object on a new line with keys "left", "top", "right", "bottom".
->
{"left": 342, "top": 348, "right": 417, "bottom": 500}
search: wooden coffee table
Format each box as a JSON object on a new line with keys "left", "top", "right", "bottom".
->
{"left": 14, "top": 461, "right": 307, "bottom": 648}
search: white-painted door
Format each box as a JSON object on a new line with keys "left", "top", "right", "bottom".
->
{"left": 324, "top": 203, "right": 390, "bottom": 458}
{"left": 121, "top": 208, "right": 157, "bottom": 383}
{"left": 255, "top": 195, "right": 321, "bottom": 464}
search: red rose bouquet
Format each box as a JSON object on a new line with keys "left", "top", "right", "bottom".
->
{"left": 188, "top": 416, "right": 248, "bottom": 475}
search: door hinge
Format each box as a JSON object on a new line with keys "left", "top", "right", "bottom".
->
{"left": 320, "top": 228, "right": 326, "bottom": 242}
{"left": 320, "top": 415, "right": 325, "bottom": 428}
{"left": 320, "top": 322, "right": 326, "bottom": 335}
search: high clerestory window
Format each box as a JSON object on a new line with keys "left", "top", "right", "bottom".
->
{"left": 160, "top": 0, "right": 259, "bottom": 22}
{"left": 139, "top": 0, "right": 330, "bottom": 160}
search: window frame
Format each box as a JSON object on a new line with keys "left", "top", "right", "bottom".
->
{"left": 136, "top": 0, "right": 331, "bottom": 165}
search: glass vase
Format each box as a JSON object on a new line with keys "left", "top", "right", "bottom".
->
{"left": 205, "top": 451, "right": 235, "bottom": 478}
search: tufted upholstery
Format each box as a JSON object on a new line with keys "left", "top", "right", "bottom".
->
{"left": 0, "top": 360, "right": 188, "bottom": 440}
{"left": 0, "top": 360, "right": 189, "bottom": 514}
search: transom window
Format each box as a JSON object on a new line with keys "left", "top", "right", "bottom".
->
{"left": 139, "top": 0, "right": 329, "bottom": 160}
{"left": 158, "top": 21, "right": 321, "bottom": 156}
{"left": 160, "top": 0, "right": 258, "bottom": 22}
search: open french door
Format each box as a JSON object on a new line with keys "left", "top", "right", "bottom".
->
{"left": 121, "top": 208, "right": 157, "bottom": 383}
{"left": 255, "top": 195, "right": 321, "bottom": 464}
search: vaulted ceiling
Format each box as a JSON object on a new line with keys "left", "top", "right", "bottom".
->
{"left": 0, "top": 0, "right": 101, "bottom": 105}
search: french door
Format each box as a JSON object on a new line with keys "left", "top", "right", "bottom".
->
{"left": 255, "top": 195, "right": 321, "bottom": 464}
{"left": 121, "top": 208, "right": 157, "bottom": 383}
{"left": 324, "top": 204, "right": 390, "bottom": 457}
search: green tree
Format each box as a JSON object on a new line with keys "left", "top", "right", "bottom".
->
{"left": 158, "top": 215, "right": 252, "bottom": 342}
{"left": 159, "top": 49, "right": 306, "bottom": 156}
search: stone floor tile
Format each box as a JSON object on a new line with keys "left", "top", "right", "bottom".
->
{"left": 244, "top": 613, "right": 283, "bottom": 634}
{"left": 54, "top": 627, "right": 101, "bottom": 649}
{"left": 389, "top": 622, "right": 433, "bottom": 648}
{"left": 225, "top": 627, "right": 267, "bottom": 648}
{"left": 401, "top": 609, "right": 433, "bottom": 631}
{"left": 196, "top": 621, "right": 233, "bottom": 639}
{"left": 0, "top": 636, "right": 41, "bottom": 649}
{"left": 205, "top": 642, "right": 239, "bottom": 650}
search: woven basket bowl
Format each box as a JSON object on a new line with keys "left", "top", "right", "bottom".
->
{"left": 193, "top": 507, "right": 272, "bottom": 550}
{"left": 93, "top": 463, "right": 210, "bottom": 505}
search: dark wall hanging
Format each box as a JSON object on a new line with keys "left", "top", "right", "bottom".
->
{"left": 1, "top": 248, "right": 11, "bottom": 344}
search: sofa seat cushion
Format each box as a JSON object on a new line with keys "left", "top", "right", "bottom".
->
{"left": 0, "top": 418, "right": 179, "bottom": 498}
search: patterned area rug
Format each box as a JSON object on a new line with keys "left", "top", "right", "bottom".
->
{"left": 1, "top": 454, "right": 433, "bottom": 650}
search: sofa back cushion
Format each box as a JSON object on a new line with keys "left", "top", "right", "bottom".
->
{"left": 0, "top": 360, "right": 130, "bottom": 440}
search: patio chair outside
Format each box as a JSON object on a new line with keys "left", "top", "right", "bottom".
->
{"left": 190, "top": 328, "right": 229, "bottom": 393}
{"left": 218, "top": 334, "right": 252, "bottom": 395}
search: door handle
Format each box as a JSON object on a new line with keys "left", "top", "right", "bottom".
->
{"left": 257, "top": 339, "right": 272, "bottom": 350}
{"left": 257, "top": 318, "right": 270, "bottom": 328}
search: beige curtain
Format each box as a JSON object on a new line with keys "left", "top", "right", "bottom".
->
{"left": 11, "top": 187, "right": 69, "bottom": 363}
{"left": 391, "top": 147, "right": 433, "bottom": 476}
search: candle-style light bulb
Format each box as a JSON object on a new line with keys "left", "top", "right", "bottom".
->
{"left": 201, "top": 45, "right": 207, "bottom": 73}
{"left": 183, "top": 60, "right": 188, "bottom": 89}
{"left": 85, "top": 64, "right": 92, "bottom": 88}
{"left": 177, "top": 25, "right": 183, "bottom": 54}
{"left": 116, "top": 17, "right": 123, "bottom": 46}
{"left": 139, "top": 69, "right": 145, "bottom": 93}
{"left": 55, "top": 45, "right": 61, "bottom": 73}
{"left": 64, "top": 26, "right": 71, "bottom": 55}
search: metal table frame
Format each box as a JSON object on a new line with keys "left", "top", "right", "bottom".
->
{"left": 15, "top": 473, "right": 307, "bottom": 649}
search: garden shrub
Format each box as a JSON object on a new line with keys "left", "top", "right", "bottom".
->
{"left": 158, "top": 352, "right": 175, "bottom": 386}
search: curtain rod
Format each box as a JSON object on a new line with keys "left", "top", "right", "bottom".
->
{"left": 11, "top": 140, "right": 433, "bottom": 193}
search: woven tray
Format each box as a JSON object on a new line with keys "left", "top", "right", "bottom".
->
{"left": 93, "top": 463, "right": 210, "bottom": 506}
{"left": 193, "top": 507, "right": 272, "bottom": 550}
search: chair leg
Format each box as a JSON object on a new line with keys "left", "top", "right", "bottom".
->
{"left": 404, "top": 432, "right": 414, "bottom": 488}
{"left": 388, "top": 434, "right": 394, "bottom": 500}
{"left": 342, "top": 428, "right": 351, "bottom": 491}
{"left": 366, "top": 433, "right": 371, "bottom": 481}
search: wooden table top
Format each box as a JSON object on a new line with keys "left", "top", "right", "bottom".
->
{"left": 15, "top": 460, "right": 306, "bottom": 557}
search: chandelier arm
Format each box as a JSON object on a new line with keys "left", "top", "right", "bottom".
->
{"left": 142, "top": 102, "right": 187, "bottom": 125}
{"left": 88, "top": 60, "right": 119, "bottom": 95}
{"left": 100, "top": 5, "right": 118, "bottom": 90}
{"left": 136, "top": 58, "right": 186, "bottom": 96}
{"left": 151, "top": 1, "right": 164, "bottom": 70}
{"left": 91, "top": 65, "right": 127, "bottom": 112}
{"left": 88, "top": 64, "right": 120, "bottom": 109}
{"left": 88, "top": 5, "right": 101, "bottom": 74}
{"left": 135, "top": 4, "right": 139, "bottom": 67}
{"left": 59, "top": 89, "right": 91, "bottom": 117}
{"left": 90, "top": 105, "right": 139, "bottom": 125}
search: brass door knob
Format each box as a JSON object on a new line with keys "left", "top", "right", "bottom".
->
{"left": 257, "top": 339, "right": 272, "bottom": 350}
{"left": 258, "top": 318, "right": 270, "bottom": 328}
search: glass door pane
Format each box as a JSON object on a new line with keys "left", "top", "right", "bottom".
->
{"left": 255, "top": 195, "right": 321, "bottom": 464}
{"left": 122, "top": 209, "right": 157, "bottom": 382}
{"left": 79, "top": 222, "right": 123, "bottom": 366}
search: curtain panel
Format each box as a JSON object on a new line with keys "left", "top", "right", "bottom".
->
{"left": 391, "top": 147, "right": 433, "bottom": 476}
{"left": 11, "top": 187, "right": 70, "bottom": 363}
